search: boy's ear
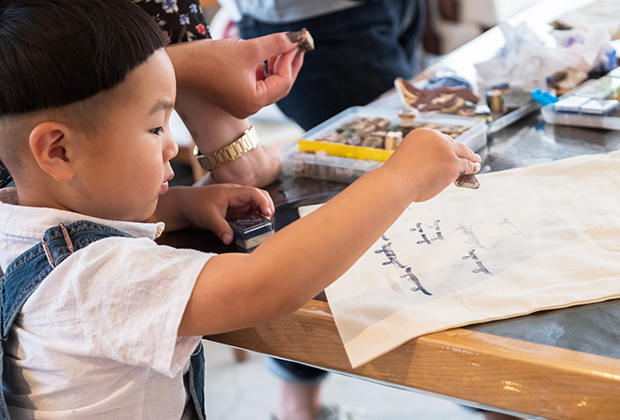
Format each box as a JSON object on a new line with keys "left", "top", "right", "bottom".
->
{"left": 29, "top": 121, "right": 76, "bottom": 182}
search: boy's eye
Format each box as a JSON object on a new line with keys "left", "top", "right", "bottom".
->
{"left": 150, "top": 127, "right": 164, "bottom": 136}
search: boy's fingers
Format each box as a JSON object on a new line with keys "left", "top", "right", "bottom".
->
{"left": 468, "top": 161, "right": 482, "bottom": 174}
{"left": 235, "top": 188, "right": 273, "bottom": 217}
{"left": 243, "top": 188, "right": 273, "bottom": 216}
{"left": 259, "top": 190, "right": 275, "bottom": 216}
{"left": 456, "top": 158, "right": 481, "bottom": 178}
{"left": 213, "top": 221, "right": 234, "bottom": 245}
{"left": 452, "top": 141, "right": 481, "bottom": 163}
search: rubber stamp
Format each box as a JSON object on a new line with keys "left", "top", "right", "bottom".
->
{"left": 229, "top": 213, "right": 274, "bottom": 250}
{"left": 287, "top": 28, "right": 314, "bottom": 52}
{"left": 454, "top": 174, "right": 480, "bottom": 189}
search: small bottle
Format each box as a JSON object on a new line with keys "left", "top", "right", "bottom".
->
{"left": 486, "top": 89, "right": 506, "bottom": 113}
{"left": 398, "top": 108, "right": 419, "bottom": 127}
{"left": 384, "top": 131, "right": 403, "bottom": 151}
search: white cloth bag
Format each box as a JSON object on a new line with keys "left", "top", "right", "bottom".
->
{"left": 302, "top": 151, "right": 620, "bottom": 368}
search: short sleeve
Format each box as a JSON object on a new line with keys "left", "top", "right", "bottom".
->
{"left": 70, "top": 237, "right": 213, "bottom": 377}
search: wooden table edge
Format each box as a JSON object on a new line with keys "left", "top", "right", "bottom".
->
{"left": 206, "top": 300, "right": 620, "bottom": 420}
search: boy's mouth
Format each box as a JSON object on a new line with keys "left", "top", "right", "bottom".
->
{"left": 161, "top": 172, "right": 174, "bottom": 194}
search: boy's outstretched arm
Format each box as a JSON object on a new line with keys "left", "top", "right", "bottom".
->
{"left": 178, "top": 129, "right": 481, "bottom": 337}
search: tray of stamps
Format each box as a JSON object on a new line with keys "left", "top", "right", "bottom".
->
{"left": 281, "top": 106, "right": 487, "bottom": 183}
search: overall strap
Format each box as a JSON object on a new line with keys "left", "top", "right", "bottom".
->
{"left": 1, "top": 221, "right": 132, "bottom": 338}
{"left": 0, "top": 221, "right": 131, "bottom": 420}
{"left": 189, "top": 341, "right": 206, "bottom": 420}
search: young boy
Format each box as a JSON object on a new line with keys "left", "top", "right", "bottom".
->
{"left": 0, "top": 1, "right": 480, "bottom": 419}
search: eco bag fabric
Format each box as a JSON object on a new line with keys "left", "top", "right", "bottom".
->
{"left": 300, "top": 150, "right": 620, "bottom": 368}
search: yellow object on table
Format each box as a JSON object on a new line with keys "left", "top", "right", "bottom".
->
{"left": 297, "top": 139, "right": 393, "bottom": 162}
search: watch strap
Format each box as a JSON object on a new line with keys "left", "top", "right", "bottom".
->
{"left": 193, "top": 126, "right": 260, "bottom": 171}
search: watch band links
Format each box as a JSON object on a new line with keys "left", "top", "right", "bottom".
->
{"left": 193, "top": 125, "right": 260, "bottom": 172}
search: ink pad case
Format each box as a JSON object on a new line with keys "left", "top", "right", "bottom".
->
{"left": 553, "top": 96, "right": 591, "bottom": 113}
{"left": 578, "top": 99, "right": 619, "bottom": 115}
{"left": 229, "top": 213, "right": 274, "bottom": 250}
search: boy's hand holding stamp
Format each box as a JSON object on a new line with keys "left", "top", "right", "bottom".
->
{"left": 152, "top": 184, "right": 274, "bottom": 245}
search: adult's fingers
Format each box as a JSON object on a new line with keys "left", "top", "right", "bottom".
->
{"left": 290, "top": 50, "right": 304, "bottom": 80}
{"left": 258, "top": 48, "right": 299, "bottom": 103}
{"left": 251, "top": 32, "right": 299, "bottom": 62}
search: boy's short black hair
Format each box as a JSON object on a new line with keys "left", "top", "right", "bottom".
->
{"left": 0, "top": 0, "right": 167, "bottom": 117}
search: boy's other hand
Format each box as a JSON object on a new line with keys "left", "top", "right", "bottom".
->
{"left": 384, "top": 128, "right": 481, "bottom": 203}
{"left": 151, "top": 185, "right": 273, "bottom": 239}
{"left": 168, "top": 33, "right": 303, "bottom": 119}
{"left": 179, "top": 184, "right": 274, "bottom": 245}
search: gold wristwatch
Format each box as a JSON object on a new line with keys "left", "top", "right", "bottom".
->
{"left": 193, "top": 125, "right": 260, "bottom": 171}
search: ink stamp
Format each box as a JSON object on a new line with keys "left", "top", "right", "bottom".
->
{"left": 454, "top": 174, "right": 480, "bottom": 189}
{"left": 229, "top": 213, "right": 274, "bottom": 250}
{"left": 287, "top": 28, "right": 314, "bottom": 52}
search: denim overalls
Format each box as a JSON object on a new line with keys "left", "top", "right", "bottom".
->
{"left": 0, "top": 220, "right": 206, "bottom": 420}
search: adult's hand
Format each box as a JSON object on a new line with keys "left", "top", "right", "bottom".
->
{"left": 167, "top": 32, "right": 304, "bottom": 119}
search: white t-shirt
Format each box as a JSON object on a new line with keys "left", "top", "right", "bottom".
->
{"left": 0, "top": 188, "right": 214, "bottom": 419}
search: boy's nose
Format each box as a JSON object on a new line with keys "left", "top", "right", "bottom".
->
{"left": 165, "top": 132, "right": 179, "bottom": 161}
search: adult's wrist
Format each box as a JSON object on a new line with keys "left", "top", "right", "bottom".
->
{"left": 194, "top": 126, "right": 260, "bottom": 171}
{"left": 209, "top": 146, "right": 282, "bottom": 188}
{"left": 166, "top": 41, "right": 206, "bottom": 91}
{"left": 174, "top": 89, "right": 251, "bottom": 152}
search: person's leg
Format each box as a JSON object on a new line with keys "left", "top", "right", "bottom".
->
{"left": 237, "top": 0, "right": 425, "bottom": 130}
{"left": 277, "top": 381, "right": 322, "bottom": 420}
{"left": 482, "top": 411, "right": 526, "bottom": 420}
{"left": 266, "top": 358, "right": 328, "bottom": 420}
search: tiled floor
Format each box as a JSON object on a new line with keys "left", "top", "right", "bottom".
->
{"left": 179, "top": 106, "right": 486, "bottom": 420}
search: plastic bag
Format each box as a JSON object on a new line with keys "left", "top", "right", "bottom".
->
{"left": 475, "top": 22, "right": 615, "bottom": 92}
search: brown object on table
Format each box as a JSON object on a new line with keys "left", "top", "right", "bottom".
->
{"left": 396, "top": 77, "right": 479, "bottom": 116}
{"left": 287, "top": 28, "right": 315, "bottom": 52}
{"left": 454, "top": 173, "right": 480, "bottom": 189}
